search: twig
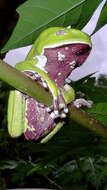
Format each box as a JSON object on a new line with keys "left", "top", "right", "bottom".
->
{"left": 45, "top": 175, "right": 63, "bottom": 190}
{"left": 69, "top": 104, "right": 107, "bottom": 138}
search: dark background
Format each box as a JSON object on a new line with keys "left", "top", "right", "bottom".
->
{"left": 0, "top": 0, "right": 26, "bottom": 57}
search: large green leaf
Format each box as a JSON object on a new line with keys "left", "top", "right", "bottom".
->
{"left": 93, "top": 1, "right": 107, "bottom": 34}
{"left": 1, "top": 0, "right": 86, "bottom": 53}
{"left": 1, "top": 0, "right": 102, "bottom": 52}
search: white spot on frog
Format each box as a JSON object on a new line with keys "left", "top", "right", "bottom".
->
{"left": 53, "top": 110, "right": 59, "bottom": 116}
{"left": 42, "top": 82, "right": 48, "bottom": 88}
{"left": 56, "top": 30, "right": 67, "bottom": 35}
{"left": 58, "top": 72, "right": 62, "bottom": 76}
{"left": 61, "top": 113, "right": 66, "bottom": 118}
{"left": 64, "top": 108, "right": 68, "bottom": 113}
{"left": 65, "top": 47, "right": 69, "bottom": 50}
{"left": 69, "top": 60, "right": 76, "bottom": 69}
{"left": 46, "top": 107, "right": 51, "bottom": 112}
{"left": 69, "top": 60, "right": 76, "bottom": 66}
{"left": 57, "top": 52, "right": 66, "bottom": 61}
{"left": 50, "top": 112, "right": 56, "bottom": 119}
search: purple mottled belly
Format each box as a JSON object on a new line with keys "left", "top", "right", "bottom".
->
{"left": 24, "top": 98, "right": 55, "bottom": 140}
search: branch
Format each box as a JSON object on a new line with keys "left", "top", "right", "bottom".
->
{"left": 68, "top": 104, "right": 107, "bottom": 138}
{"left": 0, "top": 60, "right": 107, "bottom": 139}
{"left": 0, "top": 60, "right": 52, "bottom": 105}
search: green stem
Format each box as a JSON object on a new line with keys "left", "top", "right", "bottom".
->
{"left": 0, "top": 60, "right": 52, "bottom": 105}
{"left": 68, "top": 104, "right": 107, "bottom": 138}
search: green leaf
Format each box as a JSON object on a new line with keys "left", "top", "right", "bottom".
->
{"left": 72, "top": 75, "right": 107, "bottom": 103}
{"left": 71, "top": 74, "right": 107, "bottom": 125}
{"left": 87, "top": 103, "right": 107, "bottom": 126}
{"left": 0, "top": 160, "right": 18, "bottom": 170}
{"left": 1, "top": 0, "right": 86, "bottom": 52}
{"left": 73, "top": 0, "right": 102, "bottom": 30}
{"left": 93, "top": 1, "right": 107, "bottom": 34}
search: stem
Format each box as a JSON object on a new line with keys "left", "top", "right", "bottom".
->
{"left": 68, "top": 104, "right": 107, "bottom": 138}
{"left": 0, "top": 60, "right": 52, "bottom": 105}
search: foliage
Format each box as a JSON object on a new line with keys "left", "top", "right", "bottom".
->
{"left": 0, "top": 0, "right": 107, "bottom": 189}
{"left": 1, "top": 0, "right": 102, "bottom": 52}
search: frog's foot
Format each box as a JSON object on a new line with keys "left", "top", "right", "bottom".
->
{"left": 73, "top": 98, "right": 93, "bottom": 108}
{"left": 46, "top": 86, "right": 69, "bottom": 119}
{"left": 45, "top": 98, "right": 68, "bottom": 120}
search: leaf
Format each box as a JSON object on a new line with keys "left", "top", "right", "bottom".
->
{"left": 87, "top": 103, "right": 107, "bottom": 126}
{"left": 11, "top": 161, "right": 33, "bottom": 182}
{"left": 71, "top": 74, "right": 107, "bottom": 125}
{"left": 62, "top": 0, "right": 102, "bottom": 30}
{"left": 1, "top": 0, "right": 87, "bottom": 52}
{"left": 73, "top": 0, "right": 102, "bottom": 30}
{"left": 53, "top": 156, "right": 107, "bottom": 189}
{"left": 78, "top": 156, "right": 107, "bottom": 188}
{"left": 93, "top": 1, "right": 107, "bottom": 34}
{"left": 0, "top": 160, "right": 18, "bottom": 170}
{"left": 72, "top": 75, "right": 107, "bottom": 103}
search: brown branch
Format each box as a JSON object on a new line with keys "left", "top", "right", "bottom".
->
{"left": 68, "top": 104, "right": 107, "bottom": 138}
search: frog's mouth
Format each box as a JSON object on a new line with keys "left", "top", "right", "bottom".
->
{"left": 44, "top": 43, "right": 91, "bottom": 86}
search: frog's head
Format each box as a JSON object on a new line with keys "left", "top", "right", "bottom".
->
{"left": 35, "top": 27, "right": 92, "bottom": 86}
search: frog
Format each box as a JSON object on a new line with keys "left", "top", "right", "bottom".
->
{"left": 8, "top": 27, "right": 92, "bottom": 143}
